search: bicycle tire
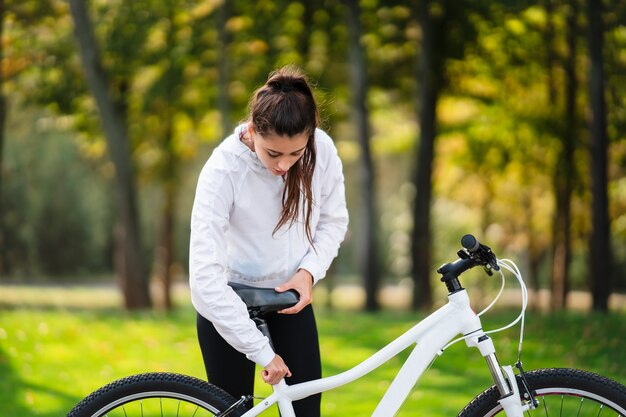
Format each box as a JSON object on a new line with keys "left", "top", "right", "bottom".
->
{"left": 458, "top": 368, "right": 626, "bottom": 417}
{"left": 66, "top": 372, "right": 240, "bottom": 417}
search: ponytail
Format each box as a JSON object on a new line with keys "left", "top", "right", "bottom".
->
{"left": 246, "top": 66, "right": 319, "bottom": 246}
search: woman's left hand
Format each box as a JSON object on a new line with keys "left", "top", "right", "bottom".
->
{"left": 275, "top": 269, "right": 313, "bottom": 314}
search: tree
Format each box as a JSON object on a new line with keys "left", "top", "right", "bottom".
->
{"left": 550, "top": 0, "right": 579, "bottom": 310}
{"left": 344, "top": 0, "right": 380, "bottom": 311}
{"left": 585, "top": 0, "right": 610, "bottom": 311}
{"left": 149, "top": 0, "right": 179, "bottom": 311}
{"left": 68, "top": 0, "right": 151, "bottom": 309}
{"left": 411, "top": 0, "right": 448, "bottom": 310}
{"left": 0, "top": 0, "right": 51, "bottom": 275}
{"left": 145, "top": 0, "right": 216, "bottom": 310}
{"left": 0, "top": 0, "right": 6, "bottom": 275}
{"left": 217, "top": 0, "right": 232, "bottom": 137}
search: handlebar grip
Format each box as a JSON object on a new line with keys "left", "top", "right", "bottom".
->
{"left": 461, "top": 234, "right": 480, "bottom": 252}
{"left": 460, "top": 233, "right": 500, "bottom": 272}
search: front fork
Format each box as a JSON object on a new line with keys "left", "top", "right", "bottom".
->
{"left": 466, "top": 333, "right": 537, "bottom": 417}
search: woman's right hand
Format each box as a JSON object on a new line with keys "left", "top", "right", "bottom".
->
{"left": 261, "top": 354, "right": 292, "bottom": 385}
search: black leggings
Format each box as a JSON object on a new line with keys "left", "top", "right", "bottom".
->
{"left": 196, "top": 305, "right": 321, "bottom": 417}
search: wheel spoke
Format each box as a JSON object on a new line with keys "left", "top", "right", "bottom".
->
{"left": 542, "top": 396, "right": 549, "bottom": 417}
{"left": 576, "top": 397, "right": 583, "bottom": 417}
{"left": 458, "top": 369, "right": 626, "bottom": 417}
{"left": 507, "top": 390, "right": 622, "bottom": 417}
{"left": 66, "top": 373, "right": 232, "bottom": 417}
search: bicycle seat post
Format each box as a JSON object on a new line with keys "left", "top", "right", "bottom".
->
{"left": 229, "top": 283, "right": 298, "bottom": 352}
{"left": 252, "top": 314, "right": 275, "bottom": 350}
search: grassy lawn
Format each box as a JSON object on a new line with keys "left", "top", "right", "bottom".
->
{"left": 0, "top": 285, "right": 624, "bottom": 417}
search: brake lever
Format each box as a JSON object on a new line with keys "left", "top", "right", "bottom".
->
{"left": 483, "top": 244, "right": 500, "bottom": 271}
{"left": 459, "top": 243, "right": 499, "bottom": 272}
{"left": 475, "top": 243, "right": 500, "bottom": 272}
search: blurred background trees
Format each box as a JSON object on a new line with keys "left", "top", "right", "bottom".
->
{"left": 1, "top": 0, "right": 624, "bottom": 312}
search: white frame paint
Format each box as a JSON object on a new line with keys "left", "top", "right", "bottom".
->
{"left": 240, "top": 289, "right": 527, "bottom": 417}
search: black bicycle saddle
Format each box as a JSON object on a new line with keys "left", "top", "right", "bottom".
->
{"left": 229, "top": 282, "right": 300, "bottom": 315}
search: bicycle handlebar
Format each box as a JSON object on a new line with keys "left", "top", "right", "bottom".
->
{"left": 437, "top": 234, "right": 500, "bottom": 293}
{"left": 460, "top": 234, "right": 500, "bottom": 272}
{"left": 461, "top": 234, "right": 480, "bottom": 252}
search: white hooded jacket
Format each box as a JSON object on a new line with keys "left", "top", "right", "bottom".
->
{"left": 189, "top": 124, "right": 349, "bottom": 367}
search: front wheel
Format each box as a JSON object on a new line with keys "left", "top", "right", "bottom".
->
{"left": 66, "top": 372, "right": 239, "bottom": 417}
{"left": 459, "top": 368, "right": 626, "bottom": 417}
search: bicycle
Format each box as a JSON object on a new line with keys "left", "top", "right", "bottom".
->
{"left": 66, "top": 234, "right": 626, "bottom": 417}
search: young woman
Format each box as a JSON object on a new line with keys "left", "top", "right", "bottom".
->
{"left": 189, "top": 66, "right": 349, "bottom": 417}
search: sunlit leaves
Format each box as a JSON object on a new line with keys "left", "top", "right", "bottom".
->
{"left": 4, "top": 0, "right": 626, "bottom": 289}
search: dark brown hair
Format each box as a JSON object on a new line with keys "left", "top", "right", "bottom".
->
{"left": 245, "top": 66, "right": 319, "bottom": 245}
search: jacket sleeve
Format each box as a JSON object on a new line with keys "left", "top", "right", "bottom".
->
{"left": 298, "top": 140, "right": 349, "bottom": 284}
{"left": 189, "top": 159, "right": 275, "bottom": 367}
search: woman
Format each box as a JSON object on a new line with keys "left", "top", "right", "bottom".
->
{"left": 189, "top": 66, "right": 349, "bottom": 417}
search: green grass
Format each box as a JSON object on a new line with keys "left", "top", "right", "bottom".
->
{"left": 0, "top": 287, "right": 624, "bottom": 417}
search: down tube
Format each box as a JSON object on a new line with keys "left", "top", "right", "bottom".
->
{"left": 371, "top": 310, "right": 467, "bottom": 417}
{"left": 284, "top": 303, "right": 460, "bottom": 403}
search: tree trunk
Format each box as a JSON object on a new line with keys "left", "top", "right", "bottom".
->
{"left": 344, "top": 0, "right": 379, "bottom": 311}
{"left": 544, "top": 0, "right": 557, "bottom": 106}
{"left": 526, "top": 207, "right": 543, "bottom": 311}
{"left": 586, "top": 0, "right": 610, "bottom": 311}
{"left": 217, "top": 0, "right": 231, "bottom": 138}
{"left": 0, "top": 0, "right": 6, "bottom": 275}
{"left": 69, "top": 0, "right": 151, "bottom": 309}
{"left": 298, "top": 1, "right": 313, "bottom": 63}
{"left": 152, "top": 0, "right": 178, "bottom": 311}
{"left": 550, "top": 0, "right": 578, "bottom": 311}
{"left": 154, "top": 174, "right": 176, "bottom": 310}
{"left": 411, "top": 0, "right": 445, "bottom": 311}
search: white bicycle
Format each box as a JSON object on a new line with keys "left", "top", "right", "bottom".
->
{"left": 67, "top": 235, "right": 626, "bottom": 417}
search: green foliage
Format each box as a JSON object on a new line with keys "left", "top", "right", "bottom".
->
{"left": 0, "top": 295, "right": 623, "bottom": 417}
{"left": 2, "top": 109, "right": 113, "bottom": 277}
{"left": 1, "top": 0, "right": 625, "bottom": 297}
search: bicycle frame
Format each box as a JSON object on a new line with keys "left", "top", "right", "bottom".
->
{"left": 240, "top": 288, "right": 525, "bottom": 417}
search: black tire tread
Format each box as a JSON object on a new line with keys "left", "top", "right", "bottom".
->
{"left": 66, "top": 372, "right": 237, "bottom": 417}
{"left": 458, "top": 368, "right": 626, "bottom": 417}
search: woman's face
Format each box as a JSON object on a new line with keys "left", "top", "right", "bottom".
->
{"left": 249, "top": 126, "right": 309, "bottom": 176}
